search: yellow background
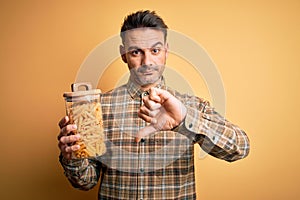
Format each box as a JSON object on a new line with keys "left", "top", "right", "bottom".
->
{"left": 1, "top": 0, "right": 299, "bottom": 199}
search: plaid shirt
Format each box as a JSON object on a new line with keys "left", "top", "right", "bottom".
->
{"left": 60, "top": 78, "right": 250, "bottom": 200}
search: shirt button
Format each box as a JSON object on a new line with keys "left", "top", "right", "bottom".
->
{"left": 140, "top": 168, "right": 144, "bottom": 173}
{"left": 140, "top": 138, "right": 145, "bottom": 143}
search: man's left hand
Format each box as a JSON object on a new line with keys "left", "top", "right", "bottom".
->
{"left": 136, "top": 87, "right": 187, "bottom": 142}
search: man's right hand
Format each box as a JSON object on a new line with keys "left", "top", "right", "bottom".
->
{"left": 57, "top": 116, "right": 81, "bottom": 160}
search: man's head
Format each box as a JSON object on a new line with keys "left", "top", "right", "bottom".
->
{"left": 120, "top": 10, "right": 169, "bottom": 89}
{"left": 120, "top": 10, "right": 168, "bottom": 44}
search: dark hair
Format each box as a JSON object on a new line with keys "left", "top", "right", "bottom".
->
{"left": 120, "top": 10, "right": 168, "bottom": 43}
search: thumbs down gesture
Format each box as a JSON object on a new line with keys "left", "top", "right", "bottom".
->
{"left": 136, "top": 87, "right": 187, "bottom": 142}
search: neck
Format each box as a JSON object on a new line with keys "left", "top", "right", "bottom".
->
{"left": 130, "top": 76, "right": 164, "bottom": 91}
{"left": 140, "top": 83, "right": 156, "bottom": 91}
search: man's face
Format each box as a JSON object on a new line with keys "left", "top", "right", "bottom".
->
{"left": 120, "top": 28, "right": 168, "bottom": 88}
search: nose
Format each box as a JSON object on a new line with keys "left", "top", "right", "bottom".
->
{"left": 141, "top": 51, "right": 153, "bottom": 66}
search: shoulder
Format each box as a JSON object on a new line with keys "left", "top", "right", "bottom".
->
{"left": 102, "top": 84, "right": 127, "bottom": 95}
{"left": 100, "top": 84, "right": 127, "bottom": 102}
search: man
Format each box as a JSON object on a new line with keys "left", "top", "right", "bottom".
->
{"left": 58, "top": 10, "right": 250, "bottom": 199}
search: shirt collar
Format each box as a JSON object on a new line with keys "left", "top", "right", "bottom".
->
{"left": 127, "top": 76, "right": 166, "bottom": 99}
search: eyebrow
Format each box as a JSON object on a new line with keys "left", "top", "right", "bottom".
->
{"left": 127, "top": 42, "right": 164, "bottom": 51}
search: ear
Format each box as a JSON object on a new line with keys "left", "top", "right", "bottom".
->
{"left": 119, "top": 45, "right": 127, "bottom": 63}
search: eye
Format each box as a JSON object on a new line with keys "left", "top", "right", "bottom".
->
{"left": 130, "top": 49, "right": 142, "bottom": 57}
{"left": 151, "top": 48, "right": 161, "bottom": 55}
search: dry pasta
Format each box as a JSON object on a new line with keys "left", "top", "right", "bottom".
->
{"left": 69, "top": 102, "right": 106, "bottom": 158}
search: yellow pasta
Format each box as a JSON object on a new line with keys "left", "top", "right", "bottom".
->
{"left": 69, "top": 102, "right": 106, "bottom": 158}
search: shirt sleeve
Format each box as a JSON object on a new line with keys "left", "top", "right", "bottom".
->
{"left": 178, "top": 96, "right": 250, "bottom": 162}
{"left": 59, "top": 154, "right": 103, "bottom": 190}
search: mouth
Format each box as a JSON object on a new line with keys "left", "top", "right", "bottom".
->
{"left": 137, "top": 65, "right": 159, "bottom": 75}
{"left": 142, "top": 71, "right": 154, "bottom": 75}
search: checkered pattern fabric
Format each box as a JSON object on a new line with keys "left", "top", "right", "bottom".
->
{"left": 60, "top": 78, "right": 249, "bottom": 200}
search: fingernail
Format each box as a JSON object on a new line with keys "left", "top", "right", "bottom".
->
{"left": 72, "top": 124, "right": 77, "bottom": 129}
{"left": 135, "top": 137, "right": 140, "bottom": 143}
{"left": 75, "top": 134, "right": 81, "bottom": 139}
{"left": 74, "top": 145, "right": 80, "bottom": 150}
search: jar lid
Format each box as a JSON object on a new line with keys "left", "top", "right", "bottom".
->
{"left": 63, "top": 82, "right": 101, "bottom": 97}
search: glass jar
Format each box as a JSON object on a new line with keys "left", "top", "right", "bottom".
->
{"left": 63, "top": 82, "right": 106, "bottom": 159}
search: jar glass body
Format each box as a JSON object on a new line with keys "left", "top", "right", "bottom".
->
{"left": 64, "top": 92, "right": 106, "bottom": 159}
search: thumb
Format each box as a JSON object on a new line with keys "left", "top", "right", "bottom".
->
{"left": 148, "top": 87, "right": 161, "bottom": 102}
{"left": 135, "top": 125, "right": 157, "bottom": 142}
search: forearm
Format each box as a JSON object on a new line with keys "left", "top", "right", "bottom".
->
{"left": 178, "top": 103, "right": 250, "bottom": 162}
{"left": 59, "top": 154, "right": 101, "bottom": 190}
